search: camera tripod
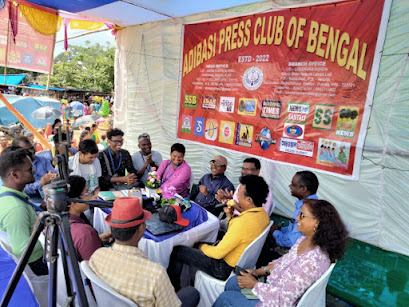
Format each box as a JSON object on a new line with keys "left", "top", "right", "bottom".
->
{"left": 0, "top": 179, "right": 114, "bottom": 307}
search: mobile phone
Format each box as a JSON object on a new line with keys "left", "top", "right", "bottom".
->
{"left": 234, "top": 265, "right": 248, "bottom": 276}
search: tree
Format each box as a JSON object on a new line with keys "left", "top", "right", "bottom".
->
{"left": 41, "top": 42, "right": 115, "bottom": 92}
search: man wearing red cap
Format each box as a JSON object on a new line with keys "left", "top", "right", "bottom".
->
{"left": 89, "top": 197, "right": 199, "bottom": 307}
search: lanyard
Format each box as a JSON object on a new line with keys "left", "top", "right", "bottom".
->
{"left": 0, "top": 191, "right": 42, "bottom": 213}
{"left": 108, "top": 147, "right": 122, "bottom": 174}
{"left": 140, "top": 152, "right": 151, "bottom": 173}
{"left": 162, "top": 161, "right": 180, "bottom": 184}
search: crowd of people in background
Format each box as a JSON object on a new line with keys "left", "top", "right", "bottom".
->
{"left": 60, "top": 96, "right": 114, "bottom": 122}
{"left": 0, "top": 119, "right": 350, "bottom": 307}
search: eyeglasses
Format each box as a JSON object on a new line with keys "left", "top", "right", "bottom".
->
{"left": 110, "top": 139, "right": 124, "bottom": 144}
{"left": 241, "top": 167, "right": 257, "bottom": 172}
{"left": 298, "top": 212, "right": 316, "bottom": 220}
{"left": 210, "top": 160, "right": 226, "bottom": 168}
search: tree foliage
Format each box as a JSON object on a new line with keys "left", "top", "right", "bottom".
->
{"left": 41, "top": 42, "right": 115, "bottom": 92}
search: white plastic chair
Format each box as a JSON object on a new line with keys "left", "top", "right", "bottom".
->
{"left": 54, "top": 253, "right": 97, "bottom": 307}
{"left": 194, "top": 221, "right": 273, "bottom": 307}
{"left": 297, "top": 262, "right": 336, "bottom": 307}
{"left": 80, "top": 261, "right": 138, "bottom": 307}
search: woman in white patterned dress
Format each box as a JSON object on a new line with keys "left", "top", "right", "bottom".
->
{"left": 213, "top": 199, "right": 348, "bottom": 307}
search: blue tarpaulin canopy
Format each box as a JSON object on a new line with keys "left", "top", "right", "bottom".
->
{"left": 28, "top": 84, "right": 65, "bottom": 91}
{"left": 0, "top": 94, "right": 60, "bottom": 128}
{"left": 0, "top": 74, "right": 26, "bottom": 86}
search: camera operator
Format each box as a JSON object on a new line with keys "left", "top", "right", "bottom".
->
{"left": 0, "top": 147, "right": 48, "bottom": 275}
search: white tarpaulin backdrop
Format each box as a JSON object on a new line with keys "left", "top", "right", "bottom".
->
{"left": 113, "top": 0, "right": 409, "bottom": 257}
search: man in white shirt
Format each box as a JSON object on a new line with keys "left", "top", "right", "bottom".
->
{"left": 68, "top": 139, "right": 101, "bottom": 196}
{"left": 132, "top": 133, "right": 162, "bottom": 184}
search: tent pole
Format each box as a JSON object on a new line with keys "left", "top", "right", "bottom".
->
{"left": 46, "top": 32, "right": 57, "bottom": 91}
{"left": 3, "top": 9, "right": 10, "bottom": 85}
{"left": 0, "top": 93, "right": 52, "bottom": 150}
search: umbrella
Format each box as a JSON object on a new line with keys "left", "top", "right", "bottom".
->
{"left": 72, "top": 115, "right": 99, "bottom": 128}
{"left": 70, "top": 101, "right": 84, "bottom": 110}
{"left": 31, "top": 106, "right": 61, "bottom": 119}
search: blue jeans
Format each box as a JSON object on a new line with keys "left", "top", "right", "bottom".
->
{"left": 167, "top": 245, "right": 233, "bottom": 291}
{"left": 213, "top": 275, "right": 260, "bottom": 307}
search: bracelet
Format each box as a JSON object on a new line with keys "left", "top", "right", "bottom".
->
{"left": 262, "top": 266, "right": 269, "bottom": 275}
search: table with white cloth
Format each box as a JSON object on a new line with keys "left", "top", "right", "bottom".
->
{"left": 93, "top": 202, "right": 220, "bottom": 268}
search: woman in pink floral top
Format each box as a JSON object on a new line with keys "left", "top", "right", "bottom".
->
{"left": 214, "top": 199, "right": 348, "bottom": 307}
{"left": 157, "top": 143, "right": 191, "bottom": 197}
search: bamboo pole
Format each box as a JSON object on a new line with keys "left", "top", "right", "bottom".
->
{"left": 0, "top": 93, "right": 52, "bottom": 150}
{"left": 46, "top": 32, "right": 57, "bottom": 91}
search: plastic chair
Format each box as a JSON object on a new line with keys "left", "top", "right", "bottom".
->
{"left": 296, "top": 262, "right": 336, "bottom": 307}
{"left": 194, "top": 221, "right": 273, "bottom": 307}
{"left": 53, "top": 252, "right": 97, "bottom": 307}
{"left": 80, "top": 261, "right": 138, "bottom": 307}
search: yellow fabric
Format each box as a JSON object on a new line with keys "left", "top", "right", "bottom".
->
{"left": 70, "top": 20, "right": 104, "bottom": 30}
{"left": 200, "top": 207, "right": 269, "bottom": 267}
{"left": 20, "top": 4, "right": 62, "bottom": 35}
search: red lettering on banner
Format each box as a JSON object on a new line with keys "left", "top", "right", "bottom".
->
{"left": 287, "top": 113, "right": 307, "bottom": 122}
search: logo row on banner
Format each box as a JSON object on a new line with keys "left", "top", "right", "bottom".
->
{"left": 180, "top": 97, "right": 354, "bottom": 171}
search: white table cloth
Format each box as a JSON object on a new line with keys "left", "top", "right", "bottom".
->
{"left": 93, "top": 207, "right": 220, "bottom": 268}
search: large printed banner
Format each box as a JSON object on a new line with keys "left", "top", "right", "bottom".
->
{"left": 177, "top": 0, "right": 387, "bottom": 179}
{"left": 0, "top": 6, "right": 54, "bottom": 74}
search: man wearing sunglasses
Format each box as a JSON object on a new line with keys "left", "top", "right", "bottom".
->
{"left": 190, "top": 155, "right": 234, "bottom": 216}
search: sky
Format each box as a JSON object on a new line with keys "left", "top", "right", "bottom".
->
{"left": 54, "top": 27, "right": 116, "bottom": 57}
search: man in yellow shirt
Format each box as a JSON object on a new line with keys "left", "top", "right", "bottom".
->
{"left": 167, "top": 175, "right": 270, "bottom": 291}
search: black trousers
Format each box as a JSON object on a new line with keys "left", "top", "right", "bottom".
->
{"left": 167, "top": 245, "right": 233, "bottom": 291}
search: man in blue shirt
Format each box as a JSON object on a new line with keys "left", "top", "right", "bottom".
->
{"left": 12, "top": 136, "right": 57, "bottom": 204}
{"left": 257, "top": 171, "right": 319, "bottom": 267}
{"left": 190, "top": 155, "right": 234, "bottom": 216}
{"left": 271, "top": 170, "right": 319, "bottom": 248}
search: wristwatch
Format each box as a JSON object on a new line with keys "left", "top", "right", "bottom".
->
{"left": 262, "top": 266, "right": 269, "bottom": 275}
